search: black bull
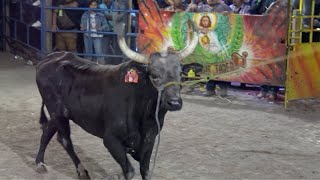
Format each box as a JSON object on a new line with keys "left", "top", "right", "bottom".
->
{"left": 34, "top": 27, "right": 199, "bottom": 179}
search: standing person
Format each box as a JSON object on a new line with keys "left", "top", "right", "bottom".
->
{"left": 156, "top": 0, "right": 170, "bottom": 8}
{"left": 249, "top": 0, "right": 275, "bottom": 15}
{"left": 192, "top": 0, "right": 231, "bottom": 97}
{"left": 99, "top": 0, "right": 118, "bottom": 64}
{"left": 299, "top": 0, "right": 320, "bottom": 28}
{"left": 163, "top": 0, "right": 188, "bottom": 11}
{"left": 229, "top": 0, "right": 251, "bottom": 14}
{"left": 52, "top": 0, "right": 82, "bottom": 52}
{"left": 80, "top": 0, "right": 108, "bottom": 64}
{"left": 257, "top": 85, "right": 279, "bottom": 102}
{"left": 185, "top": 0, "right": 205, "bottom": 12}
{"left": 197, "top": 0, "right": 232, "bottom": 13}
{"left": 99, "top": 0, "right": 113, "bottom": 31}
{"left": 22, "top": 0, "right": 41, "bottom": 28}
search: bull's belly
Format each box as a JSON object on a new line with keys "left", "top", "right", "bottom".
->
{"left": 70, "top": 117, "right": 105, "bottom": 139}
{"left": 70, "top": 116, "right": 142, "bottom": 151}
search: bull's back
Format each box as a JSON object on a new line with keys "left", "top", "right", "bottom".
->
{"left": 36, "top": 52, "right": 145, "bottom": 138}
{"left": 36, "top": 52, "right": 105, "bottom": 137}
{"left": 36, "top": 52, "right": 76, "bottom": 84}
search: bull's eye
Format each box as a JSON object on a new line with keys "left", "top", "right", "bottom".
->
{"left": 150, "top": 74, "right": 159, "bottom": 80}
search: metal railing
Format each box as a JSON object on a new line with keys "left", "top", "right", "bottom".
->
{"left": 0, "top": 0, "right": 5, "bottom": 51}
{"left": 4, "top": 0, "right": 138, "bottom": 61}
{"left": 288, "top": 0, "right": 320, "bottom": 45}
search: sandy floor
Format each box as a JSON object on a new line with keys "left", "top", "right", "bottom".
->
{"left": 1, "top": 52, "right": 320, "bottom": 179}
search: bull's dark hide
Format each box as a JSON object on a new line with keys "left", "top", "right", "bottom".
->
{"left": 35, "top": 52, "right": 172, "bottom": 180}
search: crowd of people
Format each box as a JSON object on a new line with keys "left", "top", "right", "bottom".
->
{"left": 156, "top": 0, "right": 268, "bottom": 15}
{"left": 51, "top": 0, "right": 135, "bottom": 64}
{"left": 51, "top": 0, "right": 286, "bottom": 66}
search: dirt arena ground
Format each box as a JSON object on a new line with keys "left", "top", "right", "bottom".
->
{"left": 1, "top": 52, "right": 320, "bottom": 179}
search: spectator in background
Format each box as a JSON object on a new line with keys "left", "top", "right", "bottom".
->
{"left": 129, "top": 1, "right": 138, "bottom": 51}
{"left": 78, "top": 0, "right": 90, "bottom": 7}
{"left": 257, "top": 85, "right": 279, "bottom": 102}
{"left": 249, "top": 0, "right": 282, "bottom": 101}
{"left": 99, "top": 0, "right": 117, "bottom": 64}
{"left": 156, "top": 0, "right": 170, "bottom": 8}
{"left": 223, "top": 0, "right": 234, "bottom": 5}
{"left": 81, "top": 0, "right": 108, "bottom": 64}
{"left": 74, "top": 0, "right": 89, "bottom": 54}
{"left": 249, "top": 0, "right": 274, "bottom": 14}
{"left": 185, "top": 0, "right": 206, "bottom": 11}
{"left": 226, "top": 0, "right": 251, "bottom": 6}
{"left": 184, "top": 0, "right": 207, "bottom": 5}
{"left": 300, "top": 0, "right": 320, "bottom": 28}
{"left": 229, "top": 0, "right": 251, "bottom": 14}
{"left": 196, "top": 0, "right": 232, "bottom": 13}
{"left": 163, "top": 0, "right": 188, "bottom": 11}
{"left": 191, "top": 0, "right": 232, "bottom": 97}
{"left": 22, "top": 0, "right": 41, "bottom": 28}
{"left": 52, "top": 0, "right": 82, "bottom": 52}
{"left": 112, "top": 0, "right": 136, "bottom": 64}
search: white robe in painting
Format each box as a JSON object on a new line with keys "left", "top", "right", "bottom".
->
{"left": 199, "top": 31, "right": 224, "bottom": 53}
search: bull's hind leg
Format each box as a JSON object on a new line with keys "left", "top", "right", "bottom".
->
{"left": 103, "top": 134, "right": 135, "bottom": 180}
{"left": 35, "top": 120, "right": 57, "bottom": 173}
{"left": 56, "top": 118, "right": 90, "bottom": 179}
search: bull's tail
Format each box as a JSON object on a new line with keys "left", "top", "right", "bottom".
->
{"left": 39, "top": 102, "right": 48, "bottom": 128}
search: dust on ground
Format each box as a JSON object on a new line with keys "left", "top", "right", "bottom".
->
{"left": 0, "top": 52, "right": 320, "bottom": 179}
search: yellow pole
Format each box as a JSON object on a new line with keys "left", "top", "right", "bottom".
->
{"left": 299, "top": 0, "right": 304, "bottom": 43}
{"left": 285, "top": 0, "right": 299, "bottom": 109}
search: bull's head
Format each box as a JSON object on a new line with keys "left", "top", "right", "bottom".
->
{"left": 117, "top": 23, "right": 199, "bottom": 111}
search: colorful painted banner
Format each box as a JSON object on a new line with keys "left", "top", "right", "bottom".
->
{"left": 286, "top": 43, "right": 320, "bottom": 101}
{"left": 137, "top": 0, "right": 288, "bottom": 86}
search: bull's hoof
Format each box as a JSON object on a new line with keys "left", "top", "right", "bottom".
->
{"left": 36, "top": 162, "right": 48, "bottom": 173}
{"left": 142, "top": 170, "right": 152, "bottom": 180}
{"left": 125, "top": 171, "right": 135, "bottom": 180}
{"left": 77, "top": 163, "right": 90, "bottom": 180}
{"left": 77, "top": 170, "right": 90, "bottom": 180}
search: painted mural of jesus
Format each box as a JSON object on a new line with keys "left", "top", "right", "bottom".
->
{"left": 198, "top": 15, "right": 223, "bottom": 52}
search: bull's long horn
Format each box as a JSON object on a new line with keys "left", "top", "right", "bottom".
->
{"left": 117, "top": 24, "right": 149, "bottom": 64}
{"left": 177, "top": 29, "right": 199, "bottom": 59}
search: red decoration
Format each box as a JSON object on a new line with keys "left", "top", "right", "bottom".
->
{"left": 125, "top": 69, "right": 139, "bottom": 83}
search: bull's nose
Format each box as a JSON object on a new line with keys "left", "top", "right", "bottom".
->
{"left": 169, "top": 100, "right": 180, "bottom": 106}
{"left": 167, "top": 98, "right": 182, "bottom": 111}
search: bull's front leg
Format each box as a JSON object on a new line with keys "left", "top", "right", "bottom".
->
{"left": 139, "top": 109, "right": 166, "bottom": 180}
{"left": 139, "top": 133, "right": 157, "bottom": 180}
{"left": 103, "top": 133, "right": 135, "bottom": 180}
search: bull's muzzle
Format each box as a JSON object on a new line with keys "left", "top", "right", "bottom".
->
{"left": 167, "top": 97, "right": 183, "bottom": 111}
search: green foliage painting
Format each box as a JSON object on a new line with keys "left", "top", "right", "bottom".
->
{"left": 170, "top": 13, "right": 244, "bottom": 64}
